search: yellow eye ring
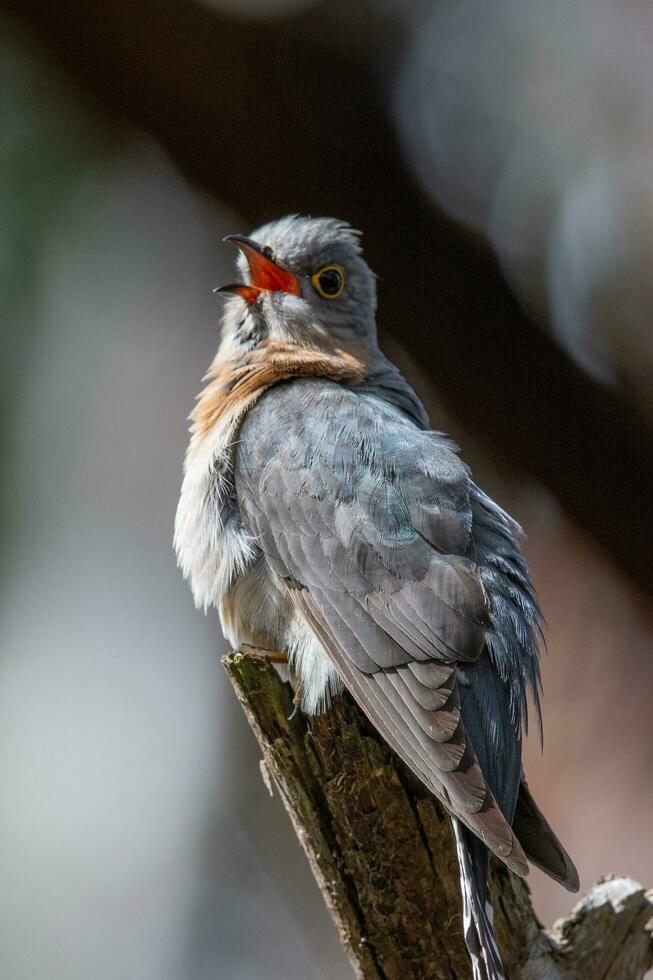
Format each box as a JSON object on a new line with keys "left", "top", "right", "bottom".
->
{"left": 311, "top": 264, "right": 345, "bottom": 299}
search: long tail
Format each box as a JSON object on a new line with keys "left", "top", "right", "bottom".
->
{"left": 452, "top": 817, "right": 505, "bottom": 980}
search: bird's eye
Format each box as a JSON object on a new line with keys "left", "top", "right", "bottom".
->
{"left": 311, "top": 264, "right": 345, "bottom": 299}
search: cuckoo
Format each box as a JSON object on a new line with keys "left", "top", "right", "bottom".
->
{"left": 175, "top": 215, "right": 579, "bottom": 979}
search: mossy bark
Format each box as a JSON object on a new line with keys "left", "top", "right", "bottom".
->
{"left": 224, "top": 650, "right": 653, "bottom": 980}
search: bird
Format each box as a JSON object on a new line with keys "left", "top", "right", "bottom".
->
{"left": 174, "top": 214, "right": 579, "bottom": 979}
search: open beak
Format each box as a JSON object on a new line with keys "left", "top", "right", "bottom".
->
{"left": 217, "top": 235, "right": 301, "bottom": 303}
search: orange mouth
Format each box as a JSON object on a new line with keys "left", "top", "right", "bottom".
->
{"left": 217, "top": 235, "right": 301, "bottom": 303}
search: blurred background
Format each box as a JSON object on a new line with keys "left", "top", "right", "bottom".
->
{"left": 1, "top": 1, "right": 652, "bottom": 977}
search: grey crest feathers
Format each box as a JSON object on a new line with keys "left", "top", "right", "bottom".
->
{"left": 246, "top": 214, "right": 365, "bottom": 267}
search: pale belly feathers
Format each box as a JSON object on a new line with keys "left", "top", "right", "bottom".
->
{"left": 174, "top": 391, "right": 342, "bottom": 715}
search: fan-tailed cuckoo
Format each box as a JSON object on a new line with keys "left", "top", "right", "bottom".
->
{"left": 175, "top": 215, "right": 579, "bottom": 980}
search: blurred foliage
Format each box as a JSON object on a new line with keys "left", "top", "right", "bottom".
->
{"left": 0, "top": 15, "right": 118, "bottom": 550}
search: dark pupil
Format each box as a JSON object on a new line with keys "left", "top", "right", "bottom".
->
{"left": 319, "top": 269, "right": 342, "bottom": 295}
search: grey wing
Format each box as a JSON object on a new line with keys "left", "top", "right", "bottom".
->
{"left": 236, "top": 381, "right": 528, "bottom": 874}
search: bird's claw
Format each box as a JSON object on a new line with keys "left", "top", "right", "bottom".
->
{"left": 240, "top": 643, "right": 289, "bottom": 664}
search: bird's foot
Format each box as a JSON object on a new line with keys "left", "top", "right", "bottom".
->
{"left": 287, "top": 679, "right": 304, "bottom": 720}
{"left": 240, "top": 643, "right": 289, "bottom": 664}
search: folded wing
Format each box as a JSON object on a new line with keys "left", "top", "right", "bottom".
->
{"left": 236, "top": 381, "right": 531, "bottom": 872}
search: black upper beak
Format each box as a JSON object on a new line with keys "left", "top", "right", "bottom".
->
{"left": 223, "top": 234, "right": 266, "bottom": 255}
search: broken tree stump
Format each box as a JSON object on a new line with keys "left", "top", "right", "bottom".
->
{"left": 224, "top": 650, "right": 653, "bottom": 979}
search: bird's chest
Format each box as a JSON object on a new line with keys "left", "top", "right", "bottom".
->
{"left": 174, "top": 401, "right": 258, "bottom": 613}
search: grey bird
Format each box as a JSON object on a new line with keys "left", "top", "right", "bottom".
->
{"left": 175, "top": 215, "right": 579, "bottom": 979}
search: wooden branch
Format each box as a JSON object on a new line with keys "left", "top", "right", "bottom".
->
{"left": 224, "top": 650, "right": 653, "bottom": 980}
{"left": 5, "top": 0, "right": 653, "bottom": 601}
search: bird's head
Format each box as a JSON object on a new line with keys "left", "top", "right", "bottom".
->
{"left": 217, "top": 215, "right": 378, "bottom": 354}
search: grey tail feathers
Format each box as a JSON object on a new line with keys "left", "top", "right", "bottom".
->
{"left": 452, "top": 817, "right": 505, "bottom": 980}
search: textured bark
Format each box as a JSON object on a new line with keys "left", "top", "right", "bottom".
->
{"left": 224, "top": 650, "right": 653, "bottom": 980}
